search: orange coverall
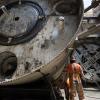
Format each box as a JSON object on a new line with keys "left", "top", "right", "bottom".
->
{"left": 66, "top": 63, "right": 85, "bottom": 100}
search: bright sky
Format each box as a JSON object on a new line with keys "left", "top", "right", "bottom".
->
{"left": 84, "top": 0, "right": 92, "bottom": 8}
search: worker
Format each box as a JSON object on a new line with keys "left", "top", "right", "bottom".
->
{"left": 66, "top": 57, "right": 85, "bottom": 100}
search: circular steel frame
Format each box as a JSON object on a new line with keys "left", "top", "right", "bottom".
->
{"left": 0, "top": 51, "right": 17, "bottom": 79}
{"left": 0, "top": 1, "right": 46, "bottom": 46}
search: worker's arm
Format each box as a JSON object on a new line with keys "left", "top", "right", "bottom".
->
{"left": 66, "top": 65, "right": 70, "bottom": 79}
{"left": 79, "top": 65, "right": 85, "bottom": 79}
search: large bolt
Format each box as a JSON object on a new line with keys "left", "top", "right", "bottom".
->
{"left": 8, "top": 37, "right": 12, "bottom": 44}
{"left": 19, "top": 0, "right": 22, "bottom": 5}
{"left": 38, "top": 15, "right": 45, "bottom": 19}
{"left": 1, "top": 5, "right": 9, "bottom": 16}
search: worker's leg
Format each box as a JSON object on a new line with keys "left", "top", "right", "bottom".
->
{"left": 70, "top": 83, "right": 76, "bottom": 100}
{"left": 64, "top": 82, "right": 70, "bottom": 100}
{"left": 76, "top": 82, "right": 85, "bottom": 100}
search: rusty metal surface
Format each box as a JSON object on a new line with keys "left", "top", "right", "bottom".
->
{"left": 0, "top": 0, "right": 84, "bottom": 85}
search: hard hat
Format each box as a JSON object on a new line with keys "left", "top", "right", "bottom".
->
{"left": 71, "top": 57, "right": 76, "bottom": 61}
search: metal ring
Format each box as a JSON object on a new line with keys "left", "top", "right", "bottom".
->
{"left": 0, "top": 1, "right": 46, "bottom": 46}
